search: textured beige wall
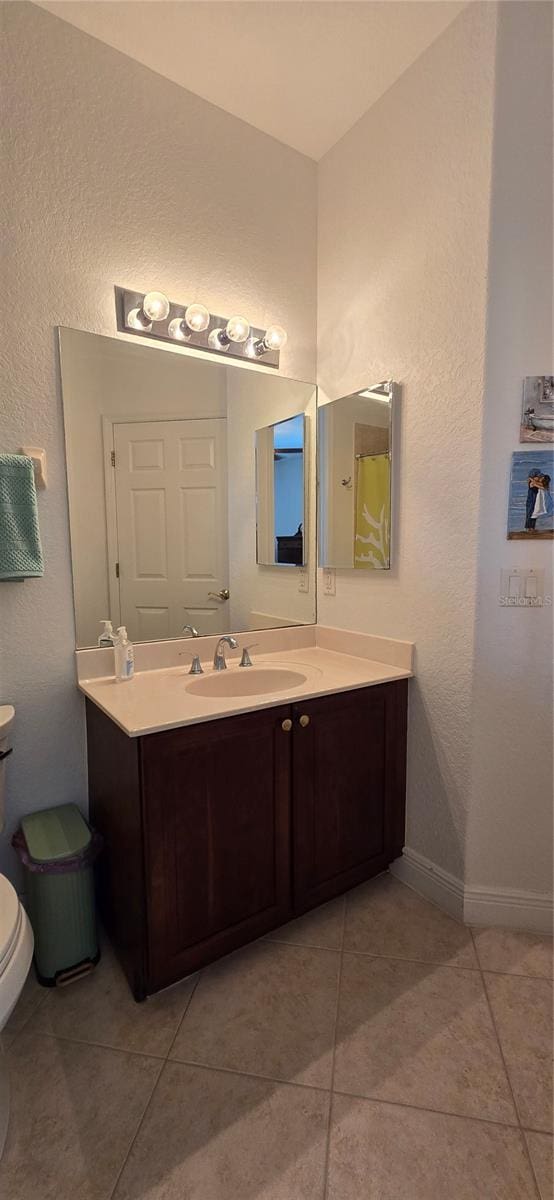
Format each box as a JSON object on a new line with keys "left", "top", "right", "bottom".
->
{"left": 0, "top": 1, "right": 316, "bottom": 883}
{"left": 317, "top": 2, "right": 498, "bottom": 880}
{"left": 466, "top": 1, "right": 553, "bottom": 895}
{"left": 318, "top": 0, "right": 553, "bottom": 903}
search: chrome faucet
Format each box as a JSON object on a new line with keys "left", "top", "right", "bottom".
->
{"left": 213, "top": 635, "right": 238, "bottom": 670}
{"left": 182, "top": 624, "right": 199, "bottom": 638}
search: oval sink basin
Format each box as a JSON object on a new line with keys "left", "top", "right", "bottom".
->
{"left": 186, "top": 667, "right": 308, "bottom": 698}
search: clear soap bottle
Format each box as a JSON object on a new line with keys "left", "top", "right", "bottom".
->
{"left": 114, "top": 626, "right": 135, "bottom": 682}
{"left": 98, "top": 619, "right": 115, "bottom": 647}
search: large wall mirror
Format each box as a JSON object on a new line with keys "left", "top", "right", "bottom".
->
{"left": 59, "top": 328, "right": 316, "bottom": 648}
{"left": 318, "top": 381, "right": 395, "bottom": 570}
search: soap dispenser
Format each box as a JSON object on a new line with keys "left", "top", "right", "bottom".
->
{"left": 98, "top": 619, "right": 115, "bottom": 647}
{"left": 115, "top": 626, "right": 135, "bottom": 682}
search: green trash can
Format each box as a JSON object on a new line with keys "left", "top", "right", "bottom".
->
{"left": 12, "top": 803, "right": 101, "bottom": 986}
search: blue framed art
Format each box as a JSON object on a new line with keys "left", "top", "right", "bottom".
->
{"left": 507, "top": 450, "right": 554, "bottom": 539}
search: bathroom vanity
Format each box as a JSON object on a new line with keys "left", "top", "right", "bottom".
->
{"left": 60, "top": 318, "right": 410, "bottom": 1000}
{"left": 81, "top": 639, "right": 410, "bottom": 1000}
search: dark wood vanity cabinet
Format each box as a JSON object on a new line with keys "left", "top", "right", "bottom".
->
{"left": 141, "top": 707, "right": 292, "bottom": 992}
{"left": 86, "top": 679, "right": 407, "bottom": 1000}
{"left": 291, "top": 684, "right": 407, "bottom": 913}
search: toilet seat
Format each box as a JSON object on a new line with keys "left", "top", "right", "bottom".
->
{"left": 0, "top": 874, "right": 33, "bottom": 1160}
{"left": 0, "top": 875, "right": 22, "bottom": 979}
{"left": 0, "top": 875, "right": 33, "bottom": 1030}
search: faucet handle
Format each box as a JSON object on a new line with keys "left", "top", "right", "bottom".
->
{"left": 239, "top": 644, "right": 258, "bottom": 668}
{"left": 179, "top": 650, "right": 204, "bottom": 675}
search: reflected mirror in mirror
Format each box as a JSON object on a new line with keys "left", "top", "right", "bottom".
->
{"left": 256, "top": 413, "right": 306, "bottom": 567}
{"left": 318, "top": 381, "right": 395, "bottom": 570}
{"left": 59, "top": 328, "right": 316, "bottom": 647}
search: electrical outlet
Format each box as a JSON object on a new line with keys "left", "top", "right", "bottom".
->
{"left": 322, "top": 567, "right": 336, "bottom": 596}
{"left": 298, "top": 567, "right": 309, "bottom": 593}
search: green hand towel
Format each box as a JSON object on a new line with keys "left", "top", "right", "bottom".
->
{"left": 0, "top": 454, "right": 44, "bottom": 579}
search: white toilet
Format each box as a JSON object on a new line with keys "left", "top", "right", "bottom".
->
{"left": 0, "top": 705, "right": 34, "bottom": 1157}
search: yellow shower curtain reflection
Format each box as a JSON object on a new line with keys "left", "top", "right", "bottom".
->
{"left": 354, "top": 453, "right": 390, "bottom": 569}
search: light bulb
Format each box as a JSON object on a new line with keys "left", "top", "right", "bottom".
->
{"left": 226, "top": 315, "right": 250, "bottom": 343}
{"left": 127, "top": 306, "right": 152, "bottom": 332}
{"left": 185, "top": 303, "right": 210, "bottom": 333}
{"left": 244, "top": 337, "right": 258, "bottom": 359}
{"left": 142, "top": 291, "right": 170, "bottom": 322}
{"left": 168, "top": 317, "right": 190, "bottom": 341}
{"left": 208, "top": 329, "right": 229, "bottom": 351}
{"left": 264, "top": 324, "right": 287, "bottom": 351}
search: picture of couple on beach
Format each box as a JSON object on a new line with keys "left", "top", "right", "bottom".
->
{"left": 507, "top": 450, "right": 554, "bottom": 539}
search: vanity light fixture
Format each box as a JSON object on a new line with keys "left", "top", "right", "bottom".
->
{"left": 184, "top": 303, "right": 210, "bottom": 333}
{"left": 167, "top": 318, "right": 191, "bottom": 341}
{"left": 208, "top": 315, "right": 251, "bottom": 351}
{"left": 115, "top": 286, "right": 285, "bottom": 367}
{"left": 127, "top": 307, "right": 152, "bottom": 331}
{"left": 245, "top": 325, "right": 288, "bottom": 358}
{"left": 142, "top": 291, "right": 171, "bottom": 322}
{"left": 126, "top": 290, "right": 171, "bottom": 331}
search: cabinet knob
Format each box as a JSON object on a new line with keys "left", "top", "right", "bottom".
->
{"left": 299, "top": 714, "right": 310, "bottom": 728}
{"left": 281, "top": 718, "right": 292, "bottom": 732}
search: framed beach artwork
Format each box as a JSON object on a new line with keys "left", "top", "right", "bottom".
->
{"left": 507, "top": 450, "right": 554, "bottom": 539}
{"left": 520, "top": 376, "right": 554, "bottom": 443}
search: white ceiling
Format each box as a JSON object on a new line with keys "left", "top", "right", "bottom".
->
{"left": 36, "top": 1, "right": 467, "bottom": 160}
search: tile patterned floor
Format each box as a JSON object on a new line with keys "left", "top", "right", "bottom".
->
{"left": 0, "top": 873, "right": 551, "bottom": 1199}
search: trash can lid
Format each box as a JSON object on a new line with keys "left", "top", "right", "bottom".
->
{"left": 21, "top": 804, "right": 91, "bottom": 863}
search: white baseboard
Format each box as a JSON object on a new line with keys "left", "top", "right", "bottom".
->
{"left": 390, "top": 848, "right": 465, "bottom": 921}
{"left": 391, "top": 848, "right": 553, "bottom": 934}
{"left": 464, "top": 885, "right": 553, "bottom": 935}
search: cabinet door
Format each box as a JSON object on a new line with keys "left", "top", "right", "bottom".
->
{"left": 141, "top": 705, "right": 292, "bottom": 989}
{"left": 292, "top": 682, "right": 407, "bottom": 912}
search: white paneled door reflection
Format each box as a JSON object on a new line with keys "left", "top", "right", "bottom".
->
{"left": 113, "top": 419, "right": 229, "bottom": 640}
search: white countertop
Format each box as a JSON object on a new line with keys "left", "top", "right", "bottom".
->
{"left": 78, "top": 644, "right": 412, "bottom": 738}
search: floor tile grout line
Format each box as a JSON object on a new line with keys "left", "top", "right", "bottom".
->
{"left": 266, "top": 936, "right": 551, "bottom": 981}
{"left": 322, "top": 896, "right": 347, "bottom": 1200}
{"left": 106, "top": 971, "right": 206, "bottom": 1200}
{"left": 15, "top": 1027, "right": 169, "bottom": 1062}
{"left": 520, "top": 1129, "right": 551, "bottom": 1200}
{"left": 469, "top": 930, "right": 524, "bottom": 1128}
{"left": 469, "top": 927, "right": 543, "bottom": 1200}
{"left": 266, "top": 923, "right": 551, "bottom": 979}
{"left": 165, "top": 969, "right": 203, "bottom": 1061}
{"left": 330, "top": 1086, "right": 526, "bottom": 1133}
{"left": 166, "top": 1054, "right": 332, "bottom": 1095}
{"left": 107, "top": 1057, "right": 166, "bottom": 1200}
{"left": 470, "top": 966, "right": 553, "bottom": 983}
{"left": 3, "top": 986, "right": 49, "bottom": 1049}
{"left": 341, "top": 946, "right": 553, "bottom": 981}
{"left": 342, "top": 947, "right": 481, "bottom": 971}
{"left": 265, "top": 936, "right": 343, "bottom": 953}
{"left": 462, "top": 933, "right": 552, "bottom": 982}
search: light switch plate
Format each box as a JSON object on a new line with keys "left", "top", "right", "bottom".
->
{"left": 322, "top": 567, "right": 336, "bottom": 596}
{"left": 297, "top": 567, "right": 309, "bottom": 593}
{"left": 499, "top": 568, "right": 545, "bottom": 606}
